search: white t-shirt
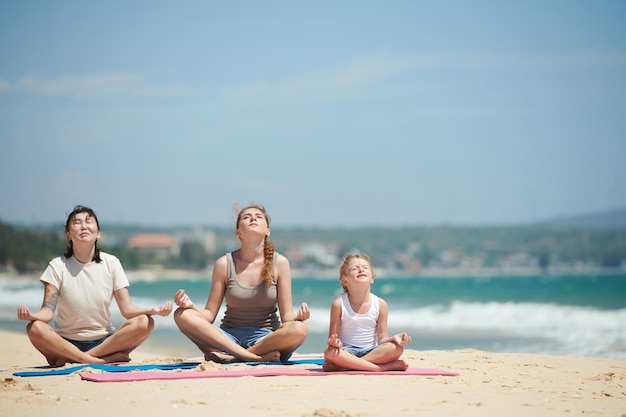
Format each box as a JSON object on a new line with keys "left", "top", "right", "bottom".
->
{"left": 338, "top": 292, "right": 380, "bottom": 349}
{"left": 40, "top": 252, "right": 130, "bottom": 341}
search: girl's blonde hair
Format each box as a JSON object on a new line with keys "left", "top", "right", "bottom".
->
{"left": 235, "top": 203, "right": 274, "bottom": 287}
{"left": 338, "top": 252, "right": 374, "bottom": 293}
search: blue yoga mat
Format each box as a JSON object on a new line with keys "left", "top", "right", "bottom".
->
{"left": 14, "top": 358, "right": 325, "bottom": 377}
{"left": 13, "top": 361, "right": 201, "bottom": 377}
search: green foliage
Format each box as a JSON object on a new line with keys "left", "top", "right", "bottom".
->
{"left": 1, "top": 220, "right": 625, "bottom": 273}
{"left": 270, "top": 225, "right": 626, "bottom": 268}
{"left": 167, "top": 241, "right": 211, "bottom": 270}
{"left": 0, "top": 222, "right": 63, "bottom": 272}
{"left": 0, "top": 221, "right": 141, "bottom": 272}
{"left": 104, "top": 244, "right": 141, "bottom": 269}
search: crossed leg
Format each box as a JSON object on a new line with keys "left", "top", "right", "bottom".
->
{"left": 27, "top": 314, "right": 154, "bottom": 367}
{"left": 323, "top": 341, "right": 409, "bottom": 372}
{"left": 174, "top": 307, "right": 307, "bottom": 363}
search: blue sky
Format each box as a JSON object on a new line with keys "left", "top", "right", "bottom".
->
{"left": 1, "top": 1, "right": 625, "bottom": 228}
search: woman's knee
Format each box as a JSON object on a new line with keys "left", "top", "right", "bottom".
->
{"left": 26, "top": 319, "right": 49, "bottom": 338}
{"left": 286, "top": 320, "right": 308, "bottom": 339}
{"left": 129, "top": 314, "right": 154, "bottom": 332}
{"left": 173, "top": 307, "right": 196, "bottom": 329}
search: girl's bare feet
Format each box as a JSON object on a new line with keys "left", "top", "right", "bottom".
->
{"left": 379, "top": 359, "right": 409, "bottom": 371}
{"left": 322, "top": 360, "right": 343, "bottom": 372}
{"left": 323, "top": 359, "right": 409, "bottom": 372}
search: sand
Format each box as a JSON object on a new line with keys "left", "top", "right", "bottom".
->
{"left": 1, "top": 329, "right": 624, "bottom": 417}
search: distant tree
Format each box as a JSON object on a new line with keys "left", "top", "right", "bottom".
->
{"left": 3, "top": 220, "right": 626, "bottom": 274}
{"left": 601, "top": 250, "right": 622, "bottom": 268}
{"left": 103, "top": 245, "right": 141, "bottom": 269}
{"left": 0, "top": 221, "right": 64, "bottom": 273}
{"left": 538, "top": 250, "right": 550, "bottom": 271}
{"left": 176, "top": 241, "right": 209, "bottom": 270}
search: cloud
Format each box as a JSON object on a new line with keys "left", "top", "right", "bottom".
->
{"left": 3, "top": 72, "right": 196, "bottom": 99}
{"left": 222, "top": 50, "right": 626, "bottom": 100}
{"left": 5, "top": 50, "right": 622, "bottom": 103}
{"left": 0, "top": 78, "right": 9, "bottom": 92}
{"left": 218, "top": 52, "right": 422, "bottom": 102}
{"left": 220, "top": 82, "right": 270, "bottom": 99}
{"left": 420, "top": 51, "right": 626, "bottom": 71}
{"left": 327, "top": 53, "right": 424, "bottom": 88}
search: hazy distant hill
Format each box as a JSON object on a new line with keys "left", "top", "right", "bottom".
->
{"left": 534, "top": 207, "right": 626, "bottom": 230}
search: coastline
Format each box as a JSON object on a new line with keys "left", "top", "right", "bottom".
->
{"left": 3, "top": 272, "right": 624, "bottom": 361}
{"left": 3, "top": 265, "right": 624, "bottom": 282}
{"left": 1, "top": 328, "right": 624, "bottom": 416}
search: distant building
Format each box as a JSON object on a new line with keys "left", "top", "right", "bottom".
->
{"left": 176, "top": 226, "right": 217, "bottom": 254}
{"left": 127, "top": 233, "right": 180, "bottom": 264}
{"left": 288, "top": 241, "right": 339, "bottom": 269}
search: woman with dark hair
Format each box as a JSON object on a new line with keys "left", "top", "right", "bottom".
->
{"left": 174, "top": 204, "right": 309, "bottom": 363}
{"left": 17, "top": 205, "right": 172, "bottom": 367}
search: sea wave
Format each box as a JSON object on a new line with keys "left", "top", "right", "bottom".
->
{"left": 388, "top": 301, "right": 626, "bottom": 358}
{"left": 2, "top": 277, "right": 624, "bottom": 359}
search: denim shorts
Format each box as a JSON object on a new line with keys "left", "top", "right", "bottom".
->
{"left": 219, "top": 325, "right": 273, "bottom": 349}
{"left": 343, "top": 345, "right": 377, "bottom": 358}
{"left": 63, "top": 336, "right": 109, "bottom": 352}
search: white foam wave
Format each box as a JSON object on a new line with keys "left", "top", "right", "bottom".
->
{"left": 2, "top": 279, "right": 624, "bottom": 359}
{"left": 389, "top": 301, "right": 626, "bottom": 359}
{"left": 306, "top": 302, "right": 626, "bottom": 359}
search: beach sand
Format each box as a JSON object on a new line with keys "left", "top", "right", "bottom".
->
{"left": 1, "top": 329, "right": 624, "bottom": 417}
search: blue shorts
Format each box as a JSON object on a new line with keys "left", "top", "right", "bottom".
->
{"left": 343, "top": 345, "right": 377, "bottom": 358}
{"left": 219, "top": 325, "right": 273, "bottom": 349}
{"left": 63, "top": 336, "right": 109, "bottom": 352}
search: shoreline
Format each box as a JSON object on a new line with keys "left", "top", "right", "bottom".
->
{"left": 2, "top": 265, "right": 624, "bottom": 282}
{"left": 1, "top": 328, "right": 625, "bottom": 416}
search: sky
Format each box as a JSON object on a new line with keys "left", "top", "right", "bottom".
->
{"left": 1, "top": 1, "right": 625, "bottom": 228}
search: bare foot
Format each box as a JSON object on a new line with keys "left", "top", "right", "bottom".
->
{"left": 322, "top": 360, "right": 343, "bottom": 372}
{"left": 204, "top": 350, "right": 281, "bottom": 363}
{"left": 379, "top": 359, "right": 409, "bottom": 371}
{"left": 259, "top": 351, "right": 281, "bottom": 362}
{"left": 101, "top": 352, "right": 131, "bottom": 364}
{"left": 46, "top": 357, "right": 67, "bottom": 368}
{"left": 204, "top": 351, "right": 237, "bottom": 364}
{"left": 323, "top": 359, "right": 408, "bottom": 372}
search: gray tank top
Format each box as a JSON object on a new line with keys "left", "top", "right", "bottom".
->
{"left": 220, "top": 251, "right": 280, "bottom": 330}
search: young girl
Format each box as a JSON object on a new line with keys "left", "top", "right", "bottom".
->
{"left": 174, "top": 203, "right": 309, "bottom": 363}
{"left": 324, "top": 253, "right": 412, "bottom": 371}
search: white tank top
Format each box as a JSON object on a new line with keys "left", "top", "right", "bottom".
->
{"left": 338, "top": 292, "right": 379, "bottom": 349}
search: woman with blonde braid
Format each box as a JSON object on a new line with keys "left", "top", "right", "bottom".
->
{"left": 174, "top": 204, "right": 309, "bottom": 362}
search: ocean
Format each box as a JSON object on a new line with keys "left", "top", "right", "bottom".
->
{"left": 1, "top": 272, "right": 625, "bottom": 360}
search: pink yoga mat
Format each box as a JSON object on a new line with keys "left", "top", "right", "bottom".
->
{"left": 80, "top": 367, "right": 459, "bottom": 382}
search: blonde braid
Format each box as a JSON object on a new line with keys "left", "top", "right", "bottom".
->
{"left": 262, "top": 237, "right": 275, "bottom": 287}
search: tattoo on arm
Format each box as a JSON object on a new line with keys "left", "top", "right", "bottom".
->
{"left": 42, "top": 284, "right": 59, "bottom": 312}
